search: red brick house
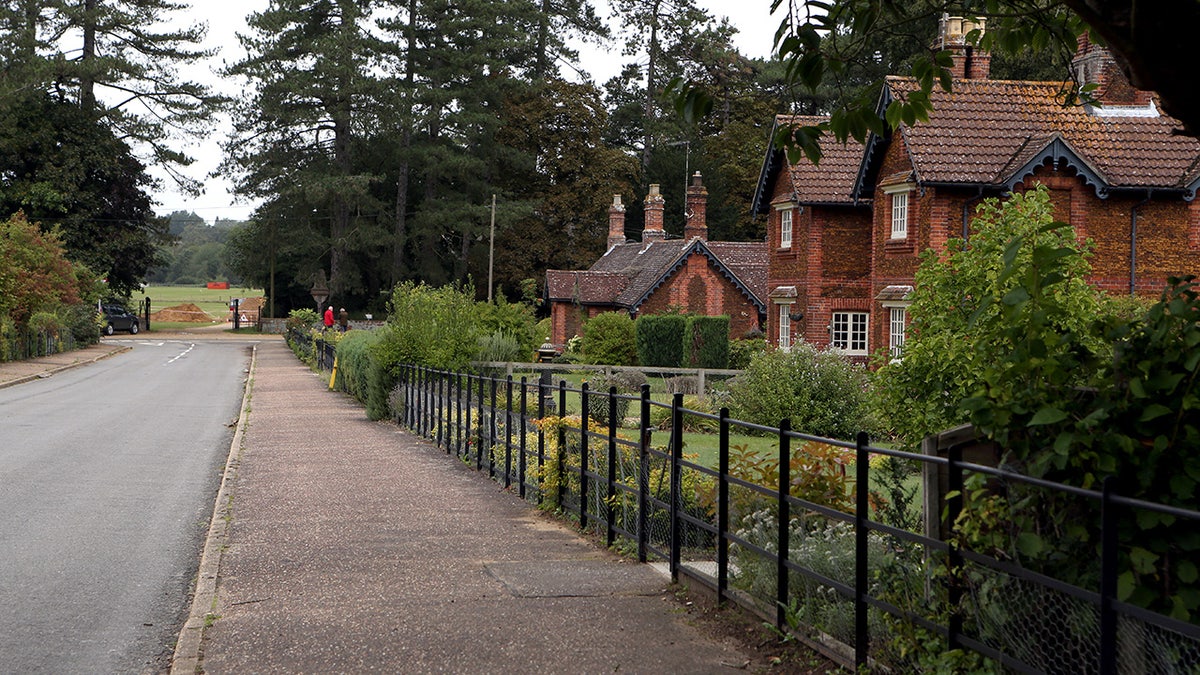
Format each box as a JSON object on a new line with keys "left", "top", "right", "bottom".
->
{"left": 545, "top": 175, "right": 768, "bottom": 348}
{"left": 756, "top": 18, "right": 1200, "bottom": 361}
{"left": 752, "top": 115, "right": 872, "bottom": 359}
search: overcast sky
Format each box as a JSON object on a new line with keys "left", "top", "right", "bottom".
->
{"left": 152, "top": 1, "right": 783, "bottom": 222}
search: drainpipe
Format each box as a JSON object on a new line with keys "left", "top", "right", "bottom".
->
{"left": 1130, "top": 191, "right": 1152, "bottom": 296}
{"left": 962, "top": 187, "right": 985, "bottom": 242}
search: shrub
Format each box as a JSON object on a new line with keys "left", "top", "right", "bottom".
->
{"left": 635, "top": 314, "right": 686, "bottom": 367}
{"left": 475, "top": 330, "right": 523, "bottom": 364}
{"left": 60, "top": 304, "right": 100, "bottom": 346}
{"left": 374, "top": 281, "right": 479, "bottom": 371}
{"left": 728, "top": 337, "right": 769, "bottom": 369}
{"left": 728, "top": 343, "right": 873, "bottom": 441}
{"left": 684, "top": 315, "right": 729, "bottom": 368}
{"left": 649, "top": 394, "right": 719, "bottom": 433}
{"left": 335, "top": 329, "right": 393, "bottom": 420}
{"left": 583, "top": 370, "right": 647, "bottom": 425}
{"left": 476, "top": 294, "right": 539, "bottom": 360}
{"left": 580, "top": 312, "right": 636, "bottom": 365}
{"left": 286, "top": 308, "right": 319, "bottom": 332}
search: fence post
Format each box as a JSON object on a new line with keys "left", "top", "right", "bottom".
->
{"left": 505, "top": 375, "right": 514, "bottom": 488}
{"left": 1100, "top": 477, "right": 1119, "bottom": 675}
{"left": 580, "top": 382, "right": 590, "bottom": 530}
{"left": 638, "top": 384, "right": 651, "bottom": 563}
{"left": 399, "top": 365, "right": 408, "bottom": 426}
{"left": 606, "top": 386, "right": 618, "bottom": 548}
{"left": 536, "top": 374, "right": 546, "bottom": 503}
{"left": 855, "top": 431, "right": 870, "bottom": 670}
{"left": 670, "top": 392, "right": 684, "bottom": 582}
{"left": 465, "top": 374, "right": 474, "bottom": 460}
{"left": 456, "top": 372, "right": 464, "bottom": 456}
{"left": 477, "top": 374, "right": 486, "bottom": 470}
{"left": 489, "top": 376, "right": 498, "bottom": 478}
{"left": 436, "top": 370, "right": 444, "bottom": 449}
{"left": 947, "top": 442, "right": 964, "bottom": 653}
{"left": 557, "top": 380, "right": 567, "bottom": 510}
{"left": 776, "top": 418, "right": 791, "bottom": 630}
{"left": 718, "top": 407, "right": 730, "bottom": 604}
{"left": 519, "top": 376, "right": 528, "bottom": 499}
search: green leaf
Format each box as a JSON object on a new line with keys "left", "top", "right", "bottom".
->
{"left": 1117, "top": 571, "right": 1136, "bottom": 601}
{"left": 1129, "top": 547, "right": 1159, "bottom": 574}
{"left": 1029, "top": 407, "right": 1068, "bottom": 426}
{"left": 1016, "top": 532, "right": 1044, "bottom": 557}
{"left": 1178, "top": 560, "right": 1199, "bottom": 584}
{"left": 1139, "top": 404, "right": 1172, "bottom": 422}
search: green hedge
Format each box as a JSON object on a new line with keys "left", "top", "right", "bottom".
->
{"left": 684, "top": 315, "right": 729, "bottom": 369}
{"left": 335, "top": 329, "right": 394, "bottom": 420}
{"left": 635, "top": 314, "right": 686, "bottom": 367}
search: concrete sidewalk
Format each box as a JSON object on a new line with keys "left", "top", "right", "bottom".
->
{"left": 179, "top": 339, "right": 758, "bottom": 673}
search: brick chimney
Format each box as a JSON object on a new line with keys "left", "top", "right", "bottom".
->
{"left": 607, "top": 194, "right": 626, "bottom": 250}
{"left": 642, "top": 184, "right": 666, "bottom": 245}
{"left": 683, "top": 172, "right": 708, "bottom": 242}
{"left": 936, "top": 15, "right": 990, "bottom": 80}
{"left": 1071, "top": 33, "right": 1153, "bottom": 106}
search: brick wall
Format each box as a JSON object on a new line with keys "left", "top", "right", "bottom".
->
{"left": 638, "top": 251, "right": 762, "bottom": 338}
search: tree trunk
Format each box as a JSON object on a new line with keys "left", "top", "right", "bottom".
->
{"left": 393, "top": 0, "right": 419, "bottom": 284}
{"left": 80, "top": 0, "right": 97, "bottom": 110}
{"left": 640, "top": 0, "right": 661, "bottom": 172}
{"left": 535, "top": 0, "right": 551, "bottom": 80}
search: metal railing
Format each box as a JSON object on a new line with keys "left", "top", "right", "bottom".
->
{"left": 1, "top": 329, "right": 81, "bottom": 362}
{"left": 386, "top": 362, "right": 1199, "bottom": 673}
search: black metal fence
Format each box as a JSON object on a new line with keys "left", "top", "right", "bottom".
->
{"left": 0, "top": 328, "right": 81, "bottom": 362}
{"left": 389, "top": 362, "right": 1199, "bottom": 673}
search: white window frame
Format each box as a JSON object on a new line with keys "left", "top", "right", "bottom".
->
{"left": 830, "top": 311, "right": 868, "bottom": 355}
{"left": 887, "top": 306, "right": 907, "bottom": 360}
{"left": 775, "top": 203, "right": 795, "bottom": 249}
{"left": 882, "top": 183, "right": 913, "bottom": 240}
{"left": 777, "top": 303, "right": 792, "bottom": 350}
{"left": 891, "top": 192, "right": 908, "bottom": 239}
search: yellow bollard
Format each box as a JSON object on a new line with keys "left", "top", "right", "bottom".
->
{"left": 329, "top": 356, "right": 338, "bottom": 390}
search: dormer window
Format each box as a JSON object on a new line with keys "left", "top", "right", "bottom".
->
{"left": 775, "top": 203, "right": 796, "bottom": 249}
{"left": 891, "top": 192, "right": 908, "bottom": 238}
{"left": 881, "top": 182, "right": 914, "bottom": 240}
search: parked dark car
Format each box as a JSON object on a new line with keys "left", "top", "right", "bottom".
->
{"left": 101, "top": 303, "right": 140, "bottom": 335}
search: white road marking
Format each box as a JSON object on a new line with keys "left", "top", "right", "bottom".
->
{"left": 166, "top": 344, "right": 196, "bottom": 365}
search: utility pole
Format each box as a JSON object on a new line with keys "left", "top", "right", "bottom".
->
{"left": 487, "top": 194, "right": 496, "bottom": 302}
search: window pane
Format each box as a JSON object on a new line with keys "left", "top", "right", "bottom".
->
{"left": 889, "top": 307, "right": 906, "bottom": 359}
{"left": 781, "top": 210, "right": 793, "bottom": 249}
{"left": 891, "top": 192, "right": 908, "bottom": 238}
{"left": 778, "top": 304, "right": 791, "bottom": 349}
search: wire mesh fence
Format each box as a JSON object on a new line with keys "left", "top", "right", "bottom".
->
{"left": 383, "top": 360, "right": 1200, "bottom": 673}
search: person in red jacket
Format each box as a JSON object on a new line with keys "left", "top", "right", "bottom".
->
{"left": 323, "top": 305, "right": 334, "bottom": 329}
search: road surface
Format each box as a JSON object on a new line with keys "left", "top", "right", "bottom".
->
{"left": 0, "top": 339, "right": 252, "bottom": 673}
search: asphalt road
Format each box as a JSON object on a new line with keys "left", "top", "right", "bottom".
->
{"left": 0, "top": 339, "right": 252, "bottom": 674}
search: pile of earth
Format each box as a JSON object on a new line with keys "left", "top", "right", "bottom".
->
{"left": 150, "top": 303, "right": 214, "bottom": 323}
{"left": 232, "top": 296, "right": 266, "bottom": 314}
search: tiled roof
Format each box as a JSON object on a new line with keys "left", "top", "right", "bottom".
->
{"left": 885, "top": 77, "right": 1200, "bottom": 191}
{"left": 777, "top": 115, "right": 869, "bottom": 204}
{"left": 545, "top": 270, "right": 627, "bottom": 304}
{"left": 547, "top": 238, "right": 768, "bottom": 312}
{"left": 752, "top": 115, "right": 871, "bottom": 214}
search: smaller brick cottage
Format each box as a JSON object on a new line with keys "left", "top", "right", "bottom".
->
{"left": 545, "top": 174, "right": 768, "bottom": 348}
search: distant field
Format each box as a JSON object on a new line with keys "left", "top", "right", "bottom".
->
{"left": 132, "top": 285, "right": 264, "bottom": 324}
